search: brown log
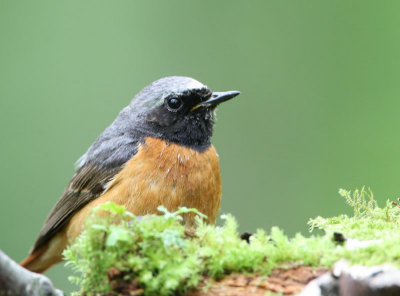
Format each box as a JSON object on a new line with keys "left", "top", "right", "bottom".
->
{"left": 185, "top": 266, "right": 328, "bottom": 296}
{"left": 106, "top": 265, "right": 327, "bottom": 296}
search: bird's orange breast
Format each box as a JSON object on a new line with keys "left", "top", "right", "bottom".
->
{"left": 66, "top": 137, "right": 222, "bottom": 241}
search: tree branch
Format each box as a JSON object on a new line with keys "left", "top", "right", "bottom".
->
{"left": 0, "top": 250, "right": 63, "bottom": 296}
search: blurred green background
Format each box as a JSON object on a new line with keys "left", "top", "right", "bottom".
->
{"left": 1, "top": 0, "right": 400, "bottom": 293}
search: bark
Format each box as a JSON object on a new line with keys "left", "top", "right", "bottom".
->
{"left": 185, "top": 267, "right": 327, "bottom": 296}
{"left": 299, "top": 260, "right": 400, "bottom": 296}
{"left": 0, "top": 250, "right": 63, "bottom": 296}
{"left": 106, "top": 265, "right": 327, "bottom": 296}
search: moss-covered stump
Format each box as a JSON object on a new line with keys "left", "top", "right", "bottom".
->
{"left": 185, "top": 266, "right": 327, "bottom": 296}
{"left": 105, "top": 265, "right": 327, "bottom": 296}
{"left": 64, "top": 188, "right": 400, "bottom": 296}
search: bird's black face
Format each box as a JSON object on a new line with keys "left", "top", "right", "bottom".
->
{"left": 131, "top": 76, "right": 240, "bottom": 151}
{"left": 146, "top": 87, "right": 213, "bottom": 128}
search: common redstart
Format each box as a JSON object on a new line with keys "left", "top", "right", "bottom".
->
{"left": 21, "top": 76, "right": 240, "bottom": 273}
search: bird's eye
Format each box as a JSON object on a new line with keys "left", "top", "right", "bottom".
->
{"left": 166, "top": 97, "right": 183, "bottom": 111}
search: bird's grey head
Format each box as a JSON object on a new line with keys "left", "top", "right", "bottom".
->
{"left": 78, "top": 76, "right": 239, "bottom": 169}
{"left": 124, "top": 76, "right": 240, "bottom": 151}
{"left": 130, "top": 76, "right": 209, "bottom": 112}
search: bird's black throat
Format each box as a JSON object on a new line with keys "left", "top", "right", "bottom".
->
{"left": 142, "top": 107, "right": 215, "bottom": 152}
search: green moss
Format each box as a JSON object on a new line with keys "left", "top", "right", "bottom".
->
{"left": 64, "top": 188, "right": 400, "bottom": 295}
{"left": 308, "top": 187, "right": 400, "bottom": 266}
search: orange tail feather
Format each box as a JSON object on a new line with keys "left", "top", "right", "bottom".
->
{"left": 20, "top": 244, "right": 51, "bottom": 273}
{"left": 21, "top": 231, "right": 67, "bottom": 273}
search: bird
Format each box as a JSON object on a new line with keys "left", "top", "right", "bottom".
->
{"left": 20, "top": 76, "right": 240, "bottom": 273}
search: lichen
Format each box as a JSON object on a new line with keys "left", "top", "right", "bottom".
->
{"left": 64, "top": 187, "right": 400, "bottom": 295}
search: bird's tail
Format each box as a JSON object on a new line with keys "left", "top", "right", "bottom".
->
{"left": 20, "top": 245, "right": 52, "bottom": 273}
{"left": 20, "top": 232, "right": 67, "bottom": 273}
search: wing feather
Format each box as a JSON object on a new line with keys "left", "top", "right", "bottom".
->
{"left": 30, "top": 165, "right": 121, "bottom": 253}
{"left": 29, "top": 109, "right": 140, "bottom": 254}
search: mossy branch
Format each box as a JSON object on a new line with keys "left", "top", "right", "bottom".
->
{"left": 63, "top": 188, "right": 400, "bottom": 295}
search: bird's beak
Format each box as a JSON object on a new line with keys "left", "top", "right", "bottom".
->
{"left": 191, "top": 90, "right": 240, "bottom": 112}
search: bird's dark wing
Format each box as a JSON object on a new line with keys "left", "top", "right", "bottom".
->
{"left": 30, "top": 107, "right": 142, "bottom": 253}
{"left": 30, "top": 164, "right": 123, "bottom": 253}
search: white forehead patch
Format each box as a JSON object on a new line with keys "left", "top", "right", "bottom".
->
{"left": 186, "top": 79, "right": 205, "bottom": 90}
{"left": 130, "top": 76, "right": 209, "bottom": 109}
